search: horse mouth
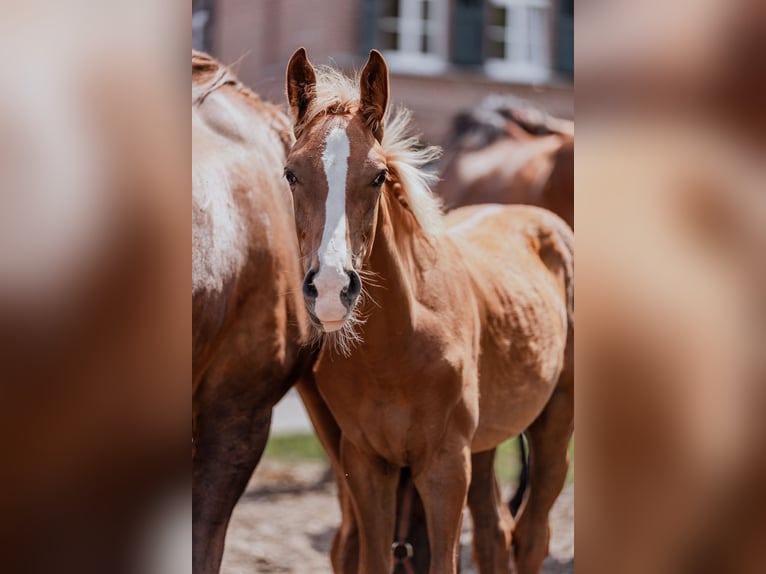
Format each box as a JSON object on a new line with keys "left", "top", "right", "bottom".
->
{"left": 306, "top": 309, "right": 348, "bottom": 333}
{"left": 319, "top": 319, "right": 346, "bottom": 332}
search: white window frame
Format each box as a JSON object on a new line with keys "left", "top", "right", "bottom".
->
{"left": 378, "top": 0, "right": 448, "bottom": 74}
{"left": 485, "top": 0, "right": 553, "bottom": 83}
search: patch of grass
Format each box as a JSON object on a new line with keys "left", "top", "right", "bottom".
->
{"left": 494, "top": 436, "right": 523, "bottom": 484}
{"left": 495, "top": 435, "right": 574, "bottom": 486}
{"left": 263, "top": 432, "right": 574, "bottom": 485}
{"left": 262, "top": 432, "right": 328, "bottom": 462}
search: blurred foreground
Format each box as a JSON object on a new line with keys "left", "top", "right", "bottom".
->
{"left": 0, "top": 2, "right": 189, "bottom": 573}
{"left": 577, "top": 1, "right": 766, "bottom": 573}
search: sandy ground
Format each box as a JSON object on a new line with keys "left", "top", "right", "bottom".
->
{"left": 221, "top": 460, "right": 573, "bottom": 573}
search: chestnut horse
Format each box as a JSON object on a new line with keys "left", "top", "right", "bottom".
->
{"left": 435, "top": 97, "right": 575, "bottom": 546}
{"left": 436, "top": 96, "right": 574, "bottom": 228}
{"left": 285, "top": 48, "right": 574, "bottom": 574}
{"left": 192, "top": 51, "right": 313, "bottom": 574}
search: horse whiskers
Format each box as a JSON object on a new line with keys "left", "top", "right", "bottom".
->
{"left": 357, "top": 276, "right": 383, "bottom": 290}
{"left": 358, "top": 284, "right": 382, "bottom": 311}
{"left": 357, "top": 267, "right": 384, "bottom": 286}
{"left": 309, "top": 303, "right": 367, "bottom": 358}
{"left": 331, "top": 317, "right": 365, "bottom": 357}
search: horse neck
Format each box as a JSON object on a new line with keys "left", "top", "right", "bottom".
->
{"left": 360, "top": 191, "right": 436, "bottom": 341}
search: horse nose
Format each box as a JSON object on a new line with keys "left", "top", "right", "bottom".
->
{"left": 340, "top": 270, "right": 361, "bottom": 308}
{"left": 302, "top": 269, "right": 318, "bottom": 301}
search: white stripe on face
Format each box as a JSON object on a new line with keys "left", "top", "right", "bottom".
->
{"left": 314, "top": 124, "right": 351, "bottom": 327}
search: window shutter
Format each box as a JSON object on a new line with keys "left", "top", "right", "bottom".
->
{"left": 453, "top": 0, "right": 485, "bottom": 67}
{"left": 192, "top": 0, "right": 214, "bottom": 53}
{"left": 555, "top": 0, "right": 574, "bottom": 78}
{"left": 360, "top": 0, "right": 379, "bottom": 54}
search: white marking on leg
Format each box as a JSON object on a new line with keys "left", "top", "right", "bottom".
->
{"left": 314, "top": 124, "right": 351, "bottom": 328}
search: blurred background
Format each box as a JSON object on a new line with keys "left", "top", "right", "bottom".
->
{"left": 192, "top": 0, "right": 573, "bottom": 143}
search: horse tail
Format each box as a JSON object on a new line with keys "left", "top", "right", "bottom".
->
{"left": 508, "top": 214, "right": 573, "bottom": 518}
{"left": 559, "top": 221, "right": 574, "bottom": 334}
{"left": 538, "top": 213, "right": 574, "bottom": 334}
{"left": 508, "top": 433, "right": 529, "bottom": 517}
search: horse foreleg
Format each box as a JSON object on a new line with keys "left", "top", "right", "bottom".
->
{"left": 192, "top": 393, "right": 272, "bottom": 574}
{"left": 413, "top": 441, "right": 472, "bottom": 574}
{"left": 332, "top": 479, "right": 360, "bottom": 574}
{"left": 296, "top": 376, "right": 359, "bottom": 573}
{"left": 512, "top": 373, "right": 573, "bottom": 574}
{"left": 340, "top": 435, "right": 399, "bottom": 574}
{"left": 468, "top": 448, "right": 513, "bottom": 573}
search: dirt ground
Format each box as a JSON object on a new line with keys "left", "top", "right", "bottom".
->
{"left": 221, "top": 460, "right": 573, "bottom": 573}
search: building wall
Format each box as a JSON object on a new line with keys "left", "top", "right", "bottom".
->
{"left": 212, "top": 0, "right": 360, "bottom": 91}
{"left": 208, "top": 0, "right": 572, "bottom": 144}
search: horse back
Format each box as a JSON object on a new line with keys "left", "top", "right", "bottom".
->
{"left": 438, "top": 131, "right": 574, "bottom": 230}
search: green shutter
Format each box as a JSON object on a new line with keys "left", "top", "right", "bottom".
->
{"left": 555, "top": 0, "right": 574, "bottom": 78}
{"left": 360, "top": 0, "right": 379, "bottom": 54}
{"left": 453, "top": 0, "right": 485, "bottom": 67}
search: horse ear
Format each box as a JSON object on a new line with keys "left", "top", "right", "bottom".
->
{"left": 359, "top": 50, "right": 389, "bottom": 142}
{"left": 286, "top": 47, "right": 317, "bottom": 135}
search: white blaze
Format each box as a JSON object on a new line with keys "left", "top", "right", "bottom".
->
{"left": 314, "top": 125, "right": 351, "bottom": 326}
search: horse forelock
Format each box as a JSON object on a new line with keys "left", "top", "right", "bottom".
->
{"left": 299, "top": 67, "right": 444, "bottom": 238}
{"left": 292, "top": 65, "right": 360, "bottom": 135}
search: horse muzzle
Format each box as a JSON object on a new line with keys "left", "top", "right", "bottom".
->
{"left": 302, "top": 267, "right": 361, "bottom": 332}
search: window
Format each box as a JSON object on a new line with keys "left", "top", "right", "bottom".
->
{"left": 485, "top": 0, "right": 552, "bottom": 82}
{"left": 377, "top": 0, "right": 447, "bottom": 73}
{"left": 192, "top": 0, "right": 213, "bottom": 52}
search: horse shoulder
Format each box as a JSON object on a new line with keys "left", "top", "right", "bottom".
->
{"left": 193, "top": 88, "right": 307, "bottom": 391}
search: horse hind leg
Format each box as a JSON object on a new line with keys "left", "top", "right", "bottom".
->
{"left": 510, "top": 209, "right": 574, "bottom": 573}
{"left": 511, "top": 365, "right": 573, "bottom": 574}
{"left": 393, "top": 468, "right": 432, "bottom": 574}
{"left": 468, "top": 448, "right": 513, "bottom": 573}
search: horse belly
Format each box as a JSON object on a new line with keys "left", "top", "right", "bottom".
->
{"left": 471, "top": 285, "right": 567, "bottom": 452}
{"left": 472, "top": 369, "right": 558, "bottom": 452}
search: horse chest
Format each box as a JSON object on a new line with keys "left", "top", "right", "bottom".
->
{"left": 316, "top": 356, "right": 471, "bottom": 464}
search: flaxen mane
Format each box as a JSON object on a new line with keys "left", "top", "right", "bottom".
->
{"left": 294, "top": 65, "right": 444, "bottom": 237}
{"left": 192, "top": 51, "right": 293, "bottom": 153}
{"left": 448, "top": 95, "right": 574, "bottom": 152}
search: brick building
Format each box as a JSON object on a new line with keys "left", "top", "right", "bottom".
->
{"left": 192, "top": 0, "right": 573, "bottom": 143}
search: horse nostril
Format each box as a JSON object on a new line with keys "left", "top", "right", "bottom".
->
{"left": 341, "top": 270, "right": 362, "bottom": 307}
{"left": 348, "top": 270, "right": 362, "bottom": 298}
{"left": 302, "top": 269, "right": 318, "bottom": 300}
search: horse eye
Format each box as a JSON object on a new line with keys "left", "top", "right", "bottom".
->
{"left": 372, "top": 170, "right": 387, "bottom": 188}
{"left": 284, "top": 169, "right": 298, "bottom": 187}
